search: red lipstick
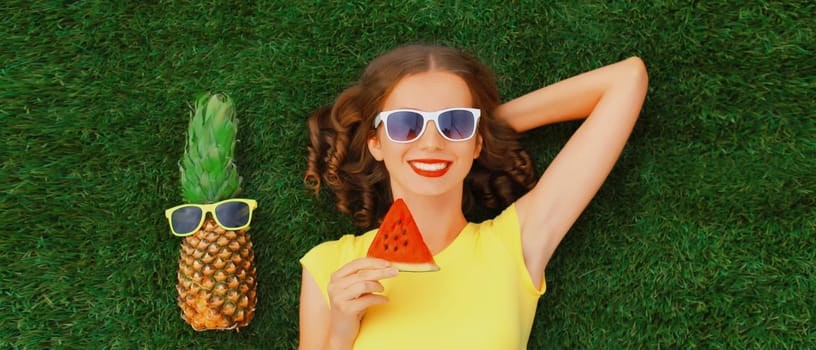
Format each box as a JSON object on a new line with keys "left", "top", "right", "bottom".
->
{"left": 409, "top": 160, "right": 451, "bottom": 178}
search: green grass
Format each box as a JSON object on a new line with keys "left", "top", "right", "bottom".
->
{"left": 2, "top": 1, "right": 814, "bottom": 348}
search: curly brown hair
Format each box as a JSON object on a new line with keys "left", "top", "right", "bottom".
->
{"left": 304, "top": 44, "right": 537, "bottom": 228}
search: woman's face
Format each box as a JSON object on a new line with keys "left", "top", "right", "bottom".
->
{"left": 368, "top": 70, "right": 482, "bottom": 200}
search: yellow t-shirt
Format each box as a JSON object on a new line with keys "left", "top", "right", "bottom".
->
{"left": 300, "top": 204, "right": 546, "bottom": 349}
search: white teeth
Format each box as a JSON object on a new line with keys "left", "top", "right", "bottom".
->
{"left": 411, "top": 162, "right": 448, "bottom": 171}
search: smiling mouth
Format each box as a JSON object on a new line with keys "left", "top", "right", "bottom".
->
{"left": 409, "top": 161, "right": 451, "bottom": 177}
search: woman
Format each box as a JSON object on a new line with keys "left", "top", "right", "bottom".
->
{"left": 300, "top": 44, "right": 648, "bottom": 349}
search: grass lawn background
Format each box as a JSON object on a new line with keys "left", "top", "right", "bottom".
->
{"left": 2, "top": 1, "right": 813, "bottom": 348}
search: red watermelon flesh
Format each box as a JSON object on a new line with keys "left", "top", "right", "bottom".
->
{"left": 366, "top": 199, "right": 440, "bottom": 272}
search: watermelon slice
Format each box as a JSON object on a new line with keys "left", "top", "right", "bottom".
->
{"left": 366, "top": 199, "right": 440, "bottom": 272}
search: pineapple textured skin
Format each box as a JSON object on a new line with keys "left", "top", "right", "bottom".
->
{"left": 177, "top": 219, "right": 256, "bottom": 331}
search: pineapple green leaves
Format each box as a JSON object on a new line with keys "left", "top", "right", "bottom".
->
{"left": 179, "top": 93, "right": 243, "bottom": 203}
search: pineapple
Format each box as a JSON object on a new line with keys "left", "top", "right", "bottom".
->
{"left": 175, "top": 93, "right": 257, "bottom": 331}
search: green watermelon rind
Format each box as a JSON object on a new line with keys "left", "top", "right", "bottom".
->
{"left": 389, "top": 261, "right": 441, "bottom": 272}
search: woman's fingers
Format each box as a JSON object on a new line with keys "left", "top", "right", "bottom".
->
{"left": 327, "top": 257, "right": 399, "bottom": 316}
{"left": 331, "top": 280, "right": 384, "bottom": 306}
{"left": 331, "top": 281, "right": 383, "bottom": 301}
{"left": 332, "top": 287, "right": 390, "bottom": 315}
{"left": 333, "top": 267, "right": 399, "bottom": 291}
{"left": 329, "top": 268, "right": 398, "bottom": 299}
{"left": 330, "top": 258, "right": 398, "bottom": 291}
{"left": 353, "top": 292, "right": 389, "bottom": 309}
{"left": 332, "top": 257, "right": 391, "bottom": 279}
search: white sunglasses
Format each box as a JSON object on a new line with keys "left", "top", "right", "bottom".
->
{"left": 373, "top": 107, "right": 481, "bottom": 143}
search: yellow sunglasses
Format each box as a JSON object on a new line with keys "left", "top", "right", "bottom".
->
{"left": 164, "top": 198, "right": 258, "bottom": 237}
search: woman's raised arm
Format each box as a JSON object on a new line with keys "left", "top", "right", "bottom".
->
{"left": 496, "top": 57, "right": 649, "bottom": 285}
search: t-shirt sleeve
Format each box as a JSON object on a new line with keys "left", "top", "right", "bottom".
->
{"left": 300, "top": 234, "right": 369, "bottom": 305}
{"left": 491, "top": 204, "right": 547, "bottom": 296}
{"left": 299, "top": 239, "right": 343, "bottom": 305}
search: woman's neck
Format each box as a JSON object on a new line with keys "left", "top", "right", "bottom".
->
{"left": 397, "top": 193, "right": 467, "bottom": 254}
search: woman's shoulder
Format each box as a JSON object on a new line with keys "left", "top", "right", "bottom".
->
{"left": 471, "top": 203, "right": 520, "bottom": 233}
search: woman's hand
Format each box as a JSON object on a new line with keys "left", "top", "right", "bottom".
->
{"left": 326, "top": 258, "right": 398, "bottom": 346}
{"left": 300, "top": 258, "right": 398, "bottom": 349}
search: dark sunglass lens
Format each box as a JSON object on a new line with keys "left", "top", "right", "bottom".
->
{"left": 438, "top": 110, "right": 475, "bottom": 140}
{"left": 171, "top": 206, "right": 203, "bottom": 235}
{"left": 215, "top": 201, "right": 250, "bottom": 228}
{"left": 387, "top": 111, "right": 423, "bottom": 141}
